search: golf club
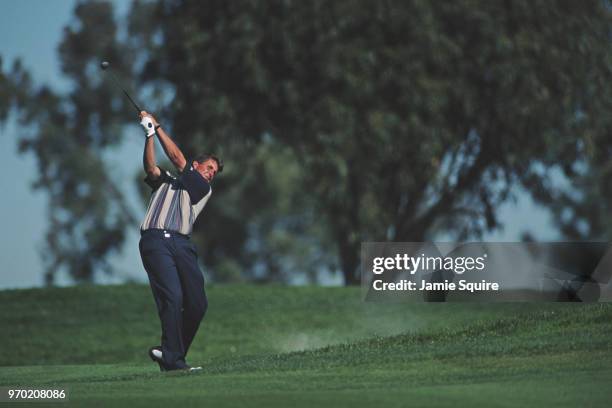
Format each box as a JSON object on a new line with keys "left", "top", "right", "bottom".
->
{"left": 100, "top": 61, "right": 142, "bottom": 114}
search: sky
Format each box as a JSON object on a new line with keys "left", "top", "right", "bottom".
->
{"left": 0, "top": 0, "right": 559, "bottom": 289}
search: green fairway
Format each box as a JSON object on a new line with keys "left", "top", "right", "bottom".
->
{"left": 0, "top": 284, "right": 610, "bottom": 407}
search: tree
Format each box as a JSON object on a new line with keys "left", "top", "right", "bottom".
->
{"left": 3, "top": 0, "right": 611, "bottom": 285}
{"left": 3, "top": 2, "right": 140, "bottom": 284}
{"left": 140, "top": 0, "right": 612, "bottom": 283}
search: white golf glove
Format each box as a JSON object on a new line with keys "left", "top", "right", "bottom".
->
{"left": 140, "top": 116, "right": 156, "bottom": 138}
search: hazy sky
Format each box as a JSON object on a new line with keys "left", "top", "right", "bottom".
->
{"left": 0, "top": 0, "right": 559, "bottom": 289}
{"left": 0, "top": 0, "right": 143, "bottom": 289}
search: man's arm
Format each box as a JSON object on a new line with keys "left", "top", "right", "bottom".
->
{"left": 143, "top": 135, "right": 161, "bottom": 179}
{"left": 157, "top": 126, "right": 187, "bottom": 171}
{"left": 141, "top": 111, "right": 187, "bottom": 172}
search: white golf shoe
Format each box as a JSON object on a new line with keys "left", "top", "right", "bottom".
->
{"left": 148, "top": 346, "right": 202, "bottom": 372}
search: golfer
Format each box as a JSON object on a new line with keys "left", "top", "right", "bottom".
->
{"left": 137, "top": 111, "right": 222, "bottom": 371}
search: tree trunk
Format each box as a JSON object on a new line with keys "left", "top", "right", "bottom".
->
{"left": 339, "top": 238, "right": 360, "bottom": 286}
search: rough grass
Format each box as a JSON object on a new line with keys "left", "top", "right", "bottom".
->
{"left": 0, "top": 284, "right": 610, "bottom": 407}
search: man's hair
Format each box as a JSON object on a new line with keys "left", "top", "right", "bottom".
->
{"left": 194, "top": 153, "right": 223, "bottom": 173}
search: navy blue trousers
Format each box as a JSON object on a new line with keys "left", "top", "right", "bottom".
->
{"left": 139, "top": 229, "right": 208, "bottom": 369}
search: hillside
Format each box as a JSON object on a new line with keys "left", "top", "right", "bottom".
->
{"left": 0, "top": 284, "right": 610, "bottom": 407}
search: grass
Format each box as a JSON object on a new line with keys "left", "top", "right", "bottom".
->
{"left": 0, "top": 284, "right": 610, "bottom": 407}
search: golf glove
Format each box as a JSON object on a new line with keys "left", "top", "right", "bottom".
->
{"left": 140, "top": 116, "right": 156, "bottom": 138}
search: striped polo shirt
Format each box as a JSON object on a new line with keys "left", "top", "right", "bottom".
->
{"left": 140, "top": 162, "right": 212, "bottom": 236}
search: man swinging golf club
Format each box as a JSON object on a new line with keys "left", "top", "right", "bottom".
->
{"left": 138, "top": 111, "right": 222, "bottom": 371}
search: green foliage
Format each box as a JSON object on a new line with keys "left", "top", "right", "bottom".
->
{"left": 1, "top": 0, "right": 611, "bottom": 284}
{"left": 140, "top": 0, "right": 612, "bottom": 283}
{"left": 0, "top": 57, "right": 13, "bottom": 121}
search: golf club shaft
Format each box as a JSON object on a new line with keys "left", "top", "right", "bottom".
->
{"left": 107, "top": 71, "right": 142, "bottom": 114}
{"left": 122, "top": 88, "right": 142, "bottom": 114}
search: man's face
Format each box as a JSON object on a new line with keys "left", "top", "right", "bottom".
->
{"left": 193, "top": 159, "right": 219, "bottom": 183}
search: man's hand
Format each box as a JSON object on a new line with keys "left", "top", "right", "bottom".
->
{"left": 139, "top": 111, "right": 158, "bottom": 138}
